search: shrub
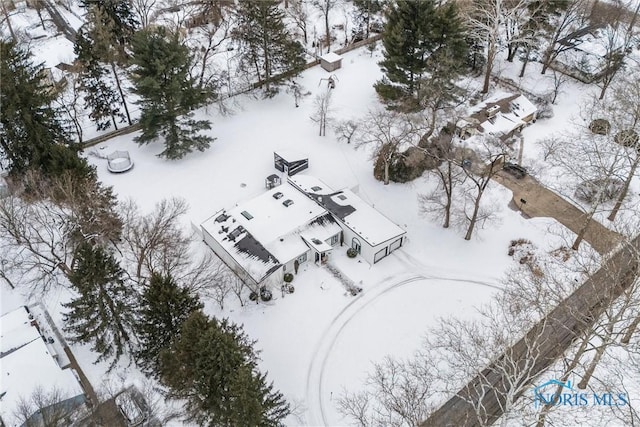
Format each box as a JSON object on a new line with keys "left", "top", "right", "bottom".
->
{"left": 615, "top": 129, "right": 639, "bottom": 148}
{"left": 575, "top": 178, "right": 623, "bottom": 203}
{"left": 347, "top": 248, "right": 358, "bottom": 258}
{"left": 588, "top": 119, "right": 611, "bottom": 135}
{"left": 283, "top": 273, "right": 294, "bottom": 283}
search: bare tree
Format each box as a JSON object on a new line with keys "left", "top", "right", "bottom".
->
{"left": 13, "top": 386, "right": 81, "bottom": 427}
{"left": 288, "top": 0, "right": 310, "bottom": 45}
{"left": 334, "top": 119, "right": 358, "bottom": 144}
{"left": 606, "top": 72, "right": 640, "bottom": 221}
{"left": 0, "top": 171, "right": 121, "bottom": 294}
{"left": 464, "top": 0, "right": 532, "bottom": 93}
{"left": 312, "top": 0, "right": 336, "bottom": 53}
{"left": 132, "top": 0, "right": 158, "bottom": 28}
{"left": 456, "top": 137, "right": 507, "bottom": 240}
{"left": 339, "top": 355, "right": 437, "bottom": 427}
{"left": 54, "top": 72, "right": 84, "bottom": 143}
{"left": 353, "top": 109, "right": 420, "bottom": 185}
{"left": 190, "top": 17, "right": 232, "bottom": 90}
{"left": 418, "top": 130, "right": 465, "bottom": 229}
{"left": 118, "top": 198, "right": 190, "bottom": 285}
{"left": 310, "top": 88, "right": 332, "bottom": 136}
{"left": 540, "top": 0, "right": 591, "bottom": 74}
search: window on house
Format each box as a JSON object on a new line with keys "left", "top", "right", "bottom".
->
{"left": 329, "top": 233, "right": 339, "bottom": 245}
{"left": 241, "top": 211, "right": 253, "bottom": 220}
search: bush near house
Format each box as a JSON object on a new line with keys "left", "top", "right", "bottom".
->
{"left": 347, "top": 248, "right": 358, "bottom": 258}
{"left": 283, "top": 273, "right": 294, "bottom": 283}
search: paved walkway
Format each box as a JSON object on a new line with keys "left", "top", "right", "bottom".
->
{"left": 492, "top": 171, "right": 622, "bottom": 254}
{"left": 64, "top": 346, "right": 99, "bottom": 408}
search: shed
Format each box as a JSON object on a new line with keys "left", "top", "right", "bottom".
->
{"left": 320, "top": 52, "right": 342, "bottom": 72}
{"left": 274, "top": 150, "right": 309, "bottom": 176}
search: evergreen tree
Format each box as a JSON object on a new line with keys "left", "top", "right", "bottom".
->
{"left": 63, "top": 243, "right": 137, "bottom": 367}
{"left": 75, "top": 2, "right": 134, "bottom": 127}
{"left": 376, "top": 0, "right": 468, "bottom": 105}
{"left": 135, "top": 273, "right": 203, "bottom": 377}
{"left": 75, "top": 27, "right": 127, "bottom": 130}
{"left": 0, "top": 42, "right": 88, "bottom": 177}
{"left": 79, "top": 0, "right": 138, "bottom": 58}
{"left": 159, "top": 311, "right": 290, "bottom": 426}
{"left": 352, "top": 0, "right": 385, "bottom": 39}
{"left": 233, "top": 0, "right": 306, "bottom": 95}
{"left": 131, "top": 27, "right": 214, "bottom": 160}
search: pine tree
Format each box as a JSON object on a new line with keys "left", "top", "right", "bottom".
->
{"left": 233, "top": 0, "right": 306, "bottom": 95}
{"left": 63, "top": 243, "right": 137, "bottom": 367}
{"left": 131, "top": 27, "right": 214, "bottom": 160}
{"left": 0, "top": 42, "right": 88, "bottom": 177}
{"left": 135, "top": 273, "right": 203, "bottom": 377}
{"left": 376, "top": 0, "right": 468, "bottom": 105}
{"left": 76, "top": 2, "right": 134, "bottom": 127}
{"left": 159, "top": 311, "right": 290, "bottom": 426}
{"left": 75, "top": 27, "right": 126, "bottom": 130}
{"left": 352, "top": 0, "right": 384, "bottom": 39}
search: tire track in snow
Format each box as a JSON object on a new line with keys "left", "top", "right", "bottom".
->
{"left": 305, "top": 269, "right": 500, "bottom": 426}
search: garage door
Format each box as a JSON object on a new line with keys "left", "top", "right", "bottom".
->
{"left": 374, "top": 247, "right": 388, "bottom": 263}
{"left": 389, "top": 238, "right": 402, "bottom": 252}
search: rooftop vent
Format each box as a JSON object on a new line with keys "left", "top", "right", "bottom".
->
{"left": 337, "top": 194, "right": 347, "bottom": 201}
{"left": 273, "top": 192, "right": 284, "bottom": 199}
{"left": 283, "top": 199, "right": 294, "bottom": 207}
{"left": 312, "top": 238, "right": 323, "bottom": 245}
{"left": 311, "top": 186, "right": 322, "bottom": 191}
{"left": 486, "top": 105, "right": 500, "bottom": 118}
{"left": 215, "top": 213, "right": 229, "bottom": 223}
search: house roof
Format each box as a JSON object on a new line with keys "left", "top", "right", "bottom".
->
{"left": 201, "top": 182, "right": 335, "bottom": 282}
{"left": 0, "top": 308, "right": 84, "bottom": 427}
{"left": 463, "top": 92, "right": 537, "bottom": 139}
{"left": 274, "top": 149, "right": 308, "bottom": 163}
{"left": 288, "top": 175, "right": 406, "bottom": 247}
{"left": 320, "top": 52, "right": 342, "bottom": 63}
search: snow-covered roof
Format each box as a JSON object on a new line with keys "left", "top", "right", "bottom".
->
{"left": 463, "top": 92, "right": 537, "bottom": 139}
{"left": 201, "top": 182, "right": 335, "bottom": 282}
{"left": 1, "top": 308, "right": 84, "bottom": 427}
{"left": 0, "top": 307, "right": 40, "bottom": 356}
{"left": 321, "top": 52, "right": 342, "bottom": 63}
{"left": 288, "top": 175, "right": 406, "bottom": 247}
{"left": 274, "top": 149, "right": 308, "bottom": 163}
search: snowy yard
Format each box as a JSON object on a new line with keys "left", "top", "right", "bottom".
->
{"left": 40, "top": 46, "right": 579, "bottom": 425}
{"left": 5, "top": 2, "right": 637, "bottom": 422}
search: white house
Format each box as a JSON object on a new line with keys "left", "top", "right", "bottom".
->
{"left": 288, "top": 175, "right": 407, "bottom": 264}
{"left": 1, "top": 306, "right": 86, "bottom": 427}
{"left": 457, "top": 92, "right": 538, "bottom": 142}
{"left": 200, "top": 175, "right": 406, "bottom": 287}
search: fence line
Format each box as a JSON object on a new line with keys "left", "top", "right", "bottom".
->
{"left": 81, "top": 34, "right": 382, "bottom": 148}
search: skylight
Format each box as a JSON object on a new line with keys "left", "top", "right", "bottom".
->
{"left": 273, "top": 192, "right": 284, "bottom": 199}
{"left": 311, "top": 186, "right": 322, "bottom": 191}
{"left": 283, "top": 199, "right": 294, "bottom": 207}
{"left": 241, "top": 211, "right": 253, "bottom": 220}
{"left": 337, "top": 195, "right": 347, "bottom": 201}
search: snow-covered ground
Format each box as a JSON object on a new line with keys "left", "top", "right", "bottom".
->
{"left": 4, "top": 1, "right": 639, "bottom": 425}
{"left": 64, "top": 47, "right": 579, "bottom": 425}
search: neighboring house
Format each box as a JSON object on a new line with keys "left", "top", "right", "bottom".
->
{"left": 201, "top": 173, "right": 406, "bottom": 288}
{"left": 456, "top": 92, "right": 538, "bottom": 142}
{"left": 551, "top": 24, "right": 628, "bottom": 83}
{"left": 0, "top": 306, "right": 86, "bottom": 427}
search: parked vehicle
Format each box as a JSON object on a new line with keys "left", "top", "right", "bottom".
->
{"left": 503, "top": 162, "right": 527, "bottom": 179}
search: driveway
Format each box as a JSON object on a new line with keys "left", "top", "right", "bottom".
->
{"left": 493, "top": 171, "right": 622, "bottom": 254}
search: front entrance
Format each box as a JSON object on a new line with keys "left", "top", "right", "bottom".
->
{"left": 351, "top": 237, "right": 361, "bottom": 254}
